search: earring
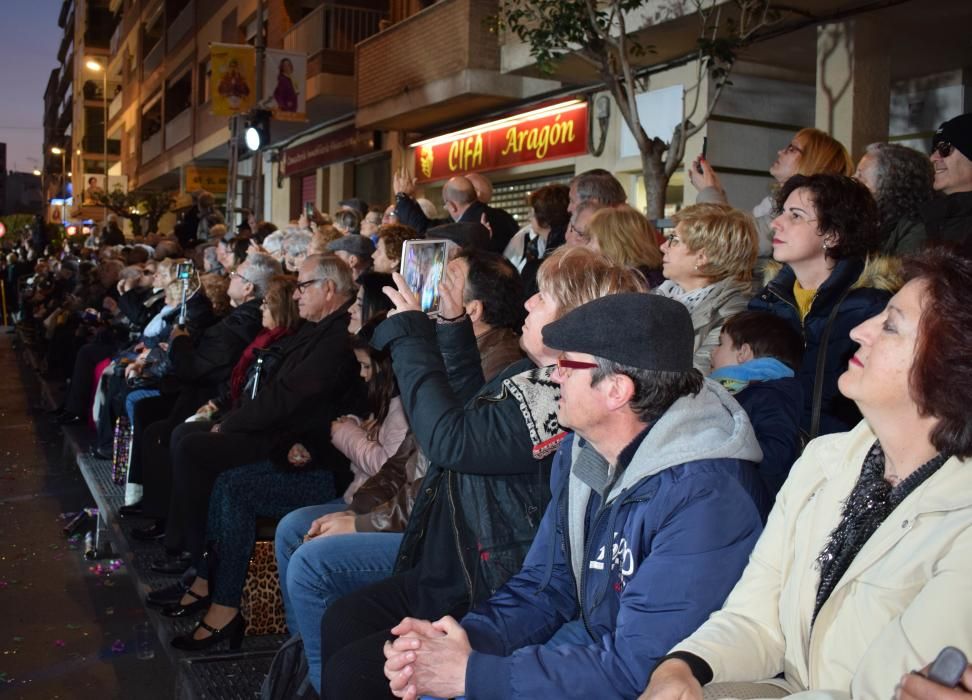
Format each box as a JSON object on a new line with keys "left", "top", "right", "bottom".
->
{"left": 822, "top": 242, "right": 829, "bottom": 250}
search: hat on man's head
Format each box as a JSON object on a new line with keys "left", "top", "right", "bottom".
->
{"left": 934, "top": 113, "right": 972, "bottom": 160}
{"left": 327, "top": 234, "right": 375, "bottom": 258}
{"left": 543, "top": 293, "right": 695, "bottom": 372}
{"left": 171, "top": 192, "right": 193, "bottom": 211}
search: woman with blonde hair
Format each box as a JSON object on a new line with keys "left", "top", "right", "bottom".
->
{"left": 586, "top": 204, "right": 664, "bottom": 287}
{"left": 689, "top": 127, "right": 853, "bottom": 256}
{"left": 655, "top": 203, "right": 759, "bottom": 373}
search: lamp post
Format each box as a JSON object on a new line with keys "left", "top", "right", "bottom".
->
{"left": 85, "top": 58, "right": 108, "bottom": 223}
{"left": 50, "top": 146, "right": 67, "bottom": 224}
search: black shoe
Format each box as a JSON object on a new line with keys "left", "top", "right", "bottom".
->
{"left": 131, "top": 521, "right": 166, "bottom": 542}
{"left": 171, "top": 613, "right": 245, "bottom": 652}
{"left": 118, "top": 503, "right": 145, "bottom": 519}
{"left": 161, "top": 588, "right": 211, "bottom": 618}
{"left": 146, "top": 581, "right": 188, "bottom": 607}
{"left": 87, "top": 446, "right": 112, "bottom": 460}
{"left": 151, "top": 553, "right": 193, "bottom": 575}
{"left": 57, "top": 412, "right": 83, "bottom": 425}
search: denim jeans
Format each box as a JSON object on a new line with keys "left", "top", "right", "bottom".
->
{"left": 274, "top": 503, "right": 403, "bottom": 694}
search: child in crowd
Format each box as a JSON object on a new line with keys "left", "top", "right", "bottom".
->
{"left": 710, "top": 310, "right": 804, "bottom": 518}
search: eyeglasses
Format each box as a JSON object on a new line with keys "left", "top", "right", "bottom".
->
{"left": 932, "top": 140, "right": 954, "bottom": 158}
{"left": 664, "top": 233, "right": 681, "bottom": 247}
{"left": 295, "top": 278, "right": 326, "bottom": 294}
{"left": 556, "top": 354, "right": 598, "bottom": 376}
{"left": 230, "top": 270, "right": 254, "bottom": 285}
{"left": 568, "top": 221, "right": 589, "bottom": 242}
{"left": 782, "top": 143, "right": 804, "bottom": 155}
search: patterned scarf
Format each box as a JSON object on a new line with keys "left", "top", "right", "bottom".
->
{"left": 813, "top": 440, "right": 949, "bottom": 623}
{"left": 654, "top": 279, "right": 717, "bottom": 314}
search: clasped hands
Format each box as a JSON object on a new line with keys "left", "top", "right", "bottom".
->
{"left": 382, "top": 616, "right": 471, "bottom": 700}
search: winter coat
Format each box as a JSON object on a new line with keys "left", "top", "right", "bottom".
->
{"left": 348, "top": 434, "right": 422, "bottom": 533}
{"left": 920, "top": 190, "right": 972, "bottom": 249}
{"left": 734, "top": 376, "right": 803, "bottom": 519}
{"left": 671, "top": 420, "right": 972, "bottom": 700}
{"left": 657, "top": 277, "right": 752, "bottom": 374}
{"left": 748, "top": 257, "right": 898, "bottom": 436}
{"left": 461, "top": 380, "right": 765, "bottom": 700}
{"left": 371, "top": 311, "right": 561, "bottom": 620}
{"left": 216, "top": 299, "right": 367, "bottom": 482}
{"left": 331, "top": 396, "right": 410, "bottom": 502}
{"left": 881, "top": 216, "right": 927, "bottom": 255}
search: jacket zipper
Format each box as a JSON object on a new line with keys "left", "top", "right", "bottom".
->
{"left": 768, "top": 286, "right": 810, "bottom": 346}
{"left": 447, "top": 470, "right": 474, "bottom": 597}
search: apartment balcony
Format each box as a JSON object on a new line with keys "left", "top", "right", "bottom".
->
{"left": 285, "top": 4, "right": 385, "bottom": 78}
{"left": 58, "top": 0, "right": 73, "bottom": 28}
{"left": 110, "top": 17, "right": 122, "bottom": 55}
{"left": 108, "top": 90, "right": 123, "bottom": 120}
{"left": 142, "top": 131, "right": 163, "bottom": 164}
{"left": 57, "top": 52, "right": 74, "bottom": 102}
{"left": 57, "top": 97, "right": 73, "bottom": 133}
{"left": 143, "top": 40, "right": 164, "bottom": 78}
{"left": 58, "top": 17, "right": 74, "bottom": 63}
{"left": 167, "top": 0, "right": 195, "bottom": 53}
{"left": 164, "top": 109, "right": 192, "bottom": 149}
{"left": 354, "top": 0, "right": 558, "bottom": 131}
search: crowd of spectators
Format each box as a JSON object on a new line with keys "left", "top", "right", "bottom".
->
{"left": 3, "top": 111, "right": 972, "bottom": 700}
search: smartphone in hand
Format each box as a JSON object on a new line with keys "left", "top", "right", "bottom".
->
{"left": 927, "top": 646, "right": 968, "bottom": 688}
{"left": 696, "top": 136, "right": 709, "bottom": 174}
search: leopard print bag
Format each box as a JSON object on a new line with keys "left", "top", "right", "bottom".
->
{"left": 240, "top": 540, "right": 287, "bottom": 636}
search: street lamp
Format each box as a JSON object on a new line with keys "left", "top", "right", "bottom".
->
{"left": 50, "top": 146, "right": 67, "bottom": 224}
{"left": 86, "top": 58, "right": 108, "bottom": 222}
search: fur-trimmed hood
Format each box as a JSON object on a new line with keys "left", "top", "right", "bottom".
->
{"left": 759, "top": 255, "right": 902, "bottom": 294}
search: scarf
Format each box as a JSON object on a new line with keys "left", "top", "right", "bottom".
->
{"left": 812, "top": 440, "right": 949, "bottom": 623}
{"left": 654, "top": 279, "right": 717, "bottom": 314}
{"left": 229, "top": 326, "right": 292, "bottom": 405}
{"left": 710, "top": 357, "right": 794, "bottom": 394}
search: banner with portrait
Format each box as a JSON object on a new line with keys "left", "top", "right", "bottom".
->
{"left": 82, "top": 174, "right": 106, "bottom": 205}
{"left": 210, "top": 43, "right": 256, "bottom": 116}
{"left": 263, "top": 49, "right": 307, "bottom": 122}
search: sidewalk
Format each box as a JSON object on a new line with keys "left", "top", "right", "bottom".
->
{"left": 0, "top": 333, "right": 173, "bottom": 699}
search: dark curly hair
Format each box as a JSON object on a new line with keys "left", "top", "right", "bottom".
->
{"left": 458, "top": 249, "right": 524, "bottom": 331}
{"left": 902, "top": 248, "right": 972, "bottom": 459}
{"left": 776, "top": 174, "right": 881, "bottom": 260}
{"left": 862, "top": 143, "right": 935, "bottom": 241}
{"left": 528, "top": 184, "right": 570, "bottom": 230}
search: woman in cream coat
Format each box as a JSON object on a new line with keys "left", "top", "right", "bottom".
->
{"left": 641, "top": 247, "right": 972, "bottom": 700}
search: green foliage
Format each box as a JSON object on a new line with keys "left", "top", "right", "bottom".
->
{"left": 90, "top": 189, "right": 176, "bottom": 233}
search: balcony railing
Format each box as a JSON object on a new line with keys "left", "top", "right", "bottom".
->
{"left": 164, "top": 109, "right": 191, "bottom": 148}
{"left": 143, "top": 40, "right": 164, "bottom": 77}
{"left": 142, "top": 131, "right": 162, "bottom": 163}
{"left": 167, "top": 0, "right": 194, "bottom": 53}
{"left": 110, "top": 17, "right": 123, "bottom": 55}
{"left": 284, "top": 4, "right": 386, "bottom": 74}
{"left": 109, "top": 90, "right": 123, "bottom": 120}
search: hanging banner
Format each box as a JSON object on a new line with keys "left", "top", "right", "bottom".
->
{"left": 263, "top": 49, "right": 307, "bottom": 122}
{"left": 413, "top": 100, "right": 589, "bottom": 182}
{"left": 82, "top": 174, "right": 106, "bottom": 205}
{"left": 210, "top": 43, "right": 256, "bottom": 116}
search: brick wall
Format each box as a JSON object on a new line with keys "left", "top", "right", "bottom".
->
{"left": 356, "top": 0, "right": 500, "bottom": 108}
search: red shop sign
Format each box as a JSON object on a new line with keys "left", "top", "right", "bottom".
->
{"left": 414, "top": 100, "right": 588, "bottom": 182}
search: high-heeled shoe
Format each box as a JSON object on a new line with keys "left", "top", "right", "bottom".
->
{"left": 170, "top": 613, "right": 245, "bottom": 652}
{"left": 160, "top": 588, "right": 211, "bottom": 618}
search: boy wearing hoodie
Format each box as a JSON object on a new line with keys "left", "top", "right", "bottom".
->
{"left": 382, "top": 293, "right": 765, "bottom": 700}
{"left": 710, "top": 310, "right": 804, "bottom": 518}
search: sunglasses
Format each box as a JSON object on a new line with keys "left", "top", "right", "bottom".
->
{"left": 932, "top": 141, "right": 954, "bottom": 158}
{"left": 556, "top": 355, "right": 598, "bottom": 375}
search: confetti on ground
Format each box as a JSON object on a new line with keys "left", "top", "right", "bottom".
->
{"left": 110, "top": 639, "right": 125, "bottom": 653}
{"left": 54, "top": 640, "right": 65, "bottom": 648}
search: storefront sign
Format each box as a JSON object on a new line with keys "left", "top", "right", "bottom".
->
{"left": 281, "top": 127, "right": 379, "bottom": 177}
{"left": 413, "top": 100, "right": 588, "bottom": 182}
{"left": 184, "top": 166, "right": 229, "bottom": 194}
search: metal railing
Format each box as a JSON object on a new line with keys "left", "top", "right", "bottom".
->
{"left": 283, "top": 4, "right": 386, "bottom": 55}
{"left": 143, "top": 40, "right": 164, "bottom": 77}
{"left": 166, "top": 0, "right": 194, "bottom": 53}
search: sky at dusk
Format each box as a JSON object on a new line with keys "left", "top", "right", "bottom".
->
{"left": 0, "top": 1, "right": 63, "bottom": 173}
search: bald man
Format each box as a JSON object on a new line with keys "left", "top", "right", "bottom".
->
{"left": 466, "top": 172, "right": 519, "bottom": 254}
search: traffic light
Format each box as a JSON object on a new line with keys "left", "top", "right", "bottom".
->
{"left": 244, "top": 109, "right": 272, "bottom": 152}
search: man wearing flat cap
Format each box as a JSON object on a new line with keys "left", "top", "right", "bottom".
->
{"left": 921, "top": 113, "right": 972, "bottom": 247}
{"left": 327, "top": 234, "right": 374, "bottom": 279}
{"left": 384, "top": 292, "right": 766, "bottom": 700}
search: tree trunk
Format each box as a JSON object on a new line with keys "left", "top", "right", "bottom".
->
{"left": 641, "top": 145, "right": 670, "bottom": 221}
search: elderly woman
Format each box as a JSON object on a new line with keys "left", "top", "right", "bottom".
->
{"left": 587, "top": 203, "right": 664, "bottom": 287}
{"left": 283, "top": 229, "right": 313, "bottom": 272}
{"left": 655, "top": 203, "right": 759, "bottom": 373}
{"left": 690, "top": 128, "right": 853, "bottom": 255}
{"left": 749, "top": 174, "right": 892, "bottom": 438}
{"left": 642, "top": 247, "right": 972, "bottom": 700}
{"left": 854, "top": 142, "right": 935, "bottom": 254}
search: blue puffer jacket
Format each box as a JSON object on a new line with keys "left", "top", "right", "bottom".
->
{"left": 748, "top": 257, "right": 897, "bottom": 437}
{"left": 461, "top": 380, "right": 765, "bottom": 700}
